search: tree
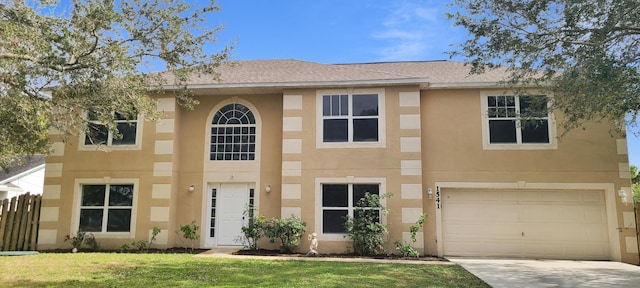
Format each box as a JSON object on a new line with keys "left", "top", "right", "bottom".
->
{"left": 631, "top": 165, "right": 639, "bottom": 203}
{"left": 0, "top": 0, "right": 231, "bottom": 168}
{"left": 448, "top": 0, "right": 640, "bottom": 133}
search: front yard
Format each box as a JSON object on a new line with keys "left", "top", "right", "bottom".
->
{"left": 0, "top": 253, "right": 489, "bottom": 287}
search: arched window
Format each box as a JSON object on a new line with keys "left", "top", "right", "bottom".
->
{"left": 210, "top": 103, "right": 256, "bottom": 161}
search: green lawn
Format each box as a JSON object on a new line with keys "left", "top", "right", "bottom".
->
{"left": 0, "top": 253, "right": 489, "bottom": 287}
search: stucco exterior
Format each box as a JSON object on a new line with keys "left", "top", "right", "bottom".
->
{"left": 38, "top": 60, "right": 638, "bottom": 264}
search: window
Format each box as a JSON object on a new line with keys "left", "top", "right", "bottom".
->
{"left": 210, "top": 103, "right": 256, "bottom": 161}
{"left": 322, "top": 93, "right": 379, "bottom": 142}
{"left": 321, "top": 183, "right": 380, "bottom": 234}
{"left": 487, "top": 95, "right": 550, "bottom": 144}
{"left": 79, "top": 184, "right": 133, "bottom": 233}
{"left": 84, "top": 111, "right": 138, "bottom": 146}
{"left": 209, "top": 188, "right": 217, "bottom": 238}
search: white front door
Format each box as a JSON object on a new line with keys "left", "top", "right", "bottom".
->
{"left": 206, "top": 183, "right": 251, "bottom": 246}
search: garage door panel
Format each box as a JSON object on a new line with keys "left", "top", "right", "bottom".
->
{"left": 582, "top": 191, "right": 605, "bottom": 203}
{"left": 442, "top": 189, "right": 610, "bottom": 260}
{"left": 583, "top": 207, "right": 607, "bottom": 223}
{"left": 445, "top": 204, "right": 519, "bottom": 222}
{"left": 446, "top": 240, "right": 522, "bottom": 257}
{"left": 444, "top": 223, "right": 521, "bottom": 239}
{"left": 583, "top": 224, "right": 609, "bottom": 241}
{"left": 522, "top": 242, "right": 564, "bottom": 257}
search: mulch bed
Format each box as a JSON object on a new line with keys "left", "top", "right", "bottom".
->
{"left": 39, "top": 247, "right": 210, "bottom": 254}
{"left": 233, "top": 249, "right": 447, "bottom": 262}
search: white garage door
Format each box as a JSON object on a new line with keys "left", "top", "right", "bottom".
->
{"left": 442, "top": 189, "right": 610, "bottom": 260}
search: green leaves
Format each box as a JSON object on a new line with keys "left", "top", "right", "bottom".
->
{"left": 263, "top": 216, "right": 307, "bottom": 253}
{"left": 0, "top": 0, "right": 230, "bottom": 167}
{"left": 344, "top": 192, "right": 391, "bottom": 256}
{"left": 449, "top": 0, "right": 640, "bottom": 133}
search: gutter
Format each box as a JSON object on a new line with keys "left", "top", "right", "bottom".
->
{"left": 159, "top": 78, "right": 430, "bottom": 90}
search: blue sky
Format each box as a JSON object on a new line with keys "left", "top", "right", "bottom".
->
{"left": 209, "top": 0, "right": 639, "bottom": 166}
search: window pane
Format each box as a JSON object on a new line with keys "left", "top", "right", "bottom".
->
{"left": 520, "top": 96, "right": 548, "bottom": 117}
{"left": 322, "top": 184, "right": 348, "bottom": 207}
{"left": 506, "top": 96, "right": 515, "bottom": 106}
{"left": 109, "top": 185, "right": 133, "bottom": 206}
{"left": 488, "top": 107, "right": 498, "bottom": 118}
{"left": 522, "top": 119, "right": 550, "bottom": 143}
{"left": 323, "top": 210, "right": 348, "bottom": 233}
{"left": 340, "top": 95, "right": 348, "bottom": 115}
{"left": 353, "top": 119, "right": 378, "bottom": 142}
{"left": 82, "top": 185, "right": 105, "bottom": 206}
{"left": 353, "top": 94, "right": 378, "bottom": 116}
{"left": 489, "top": 120, "right": 517, "bottom": 143}
{"left": 353, "top": 184, "right": 379, "bottom": 206}
{"left": 79, "top": 209, "right": 103, "bottom": 232}
{"left": 107, "top": 209, "right": 132, "bottom": 232}
{"left": 112, "top": 123, "right": 136, "bottom": 145}
{"left": 84, "top": 123, "right": 108, "bottom": 145}
{"left": 488, "top": 96, "right": 497, "bottom": 107}
{"left": 323, "top": 119, "right": 348, "bottom": 142}
{"left": 323, "top": 96, "right": 330, "bottom": 116}
{"left": 331, "top": 95, "right": 340, "bottom": 116}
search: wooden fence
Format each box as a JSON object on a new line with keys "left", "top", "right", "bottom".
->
{"left": 0, "top": 193, "right": 42, "bottom": 251}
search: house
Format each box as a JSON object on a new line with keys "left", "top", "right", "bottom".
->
{"left": 37, "top": 59, "right": 638, "bottom": 264}
{"left": 0, "top": 155, "right": 45, "bottom": 201}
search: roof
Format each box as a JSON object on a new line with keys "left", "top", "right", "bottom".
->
{"left": 0, "top": 155, "right": 46, "bottom": 184}
{"left": 160, "top": 59, "right": 513, "bottom": 94}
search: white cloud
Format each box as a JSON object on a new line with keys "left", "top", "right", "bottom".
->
{"left": 372, "top": 0, "right": 449, "bottom": 61}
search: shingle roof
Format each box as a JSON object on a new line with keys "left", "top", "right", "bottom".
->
{"left": 162, "top": 59, "right": 512, "bottom": 89}
{"left": 0, "top": 155, "right": 45, "bottom": 183}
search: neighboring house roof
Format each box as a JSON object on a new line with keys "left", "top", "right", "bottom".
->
{"left": 0, "top": 155, "right": 46, "bottom": 184}
{"left": 161, "top": 59, "right": 513, "bottom": 94}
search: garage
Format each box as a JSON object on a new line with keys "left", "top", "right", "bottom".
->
{"left": 441, "top": 189, "right": 610, "bottom": 260}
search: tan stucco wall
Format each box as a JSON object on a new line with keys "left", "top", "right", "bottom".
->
{"left": 420, "top": 89, "right": 637, "bottom": 264}
{"left": 279, "top": 86, "right": 425, "bottom": 254}
{"left": 39, "top": 86, "right": 636, "bottom": 264}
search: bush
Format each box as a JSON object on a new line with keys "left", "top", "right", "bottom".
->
{"left": 64, "top": 231, "right": 99, "bottom": 251}
{"left": 239, "top": 205, "right": 266, "bottom": 251}
{"left": 179, "top": 221, "right": 200, "bottom": 251}
{"left": 264, "top": 216, "right": 307, "bottom": 253}
{"left": 344, "top": 192, "right": 391, "bottom": 256}
{"left": 394, "top": 213, "right": 427, "bottom": 257}
{"left": 121, "top": 227, "right": 161, "bottom": 252}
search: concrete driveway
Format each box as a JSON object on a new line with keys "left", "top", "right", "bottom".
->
{"left": 449, "top": 258, "right": 640, "bottom": 288}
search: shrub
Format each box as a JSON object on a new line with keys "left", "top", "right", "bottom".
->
{"left": 344, "top": 192, "right": 391, "bottom": 256}
{"left": 239, "top": 205, "right": 266, "bottom": 251}
{"left": 264, "top": 216, "right": 307, "bottom": 253}
{"left": 394, "top": 213, "right": 427, "bottom": 257}
{"left": 149, "top": 226, "right": 161, "bottom": 249}
{"left": 64, "top": 231, "right": 99, "bottom": 251}
{"left": 179, "top": 221, "right": 200, "bottom": 251}
{"left": 131, "top": 240, "right": 148, "bottom": 251}
{"left": 120, "top": 227, "right": 161, "bottom": 253}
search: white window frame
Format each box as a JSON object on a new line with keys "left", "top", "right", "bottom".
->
{"left": 314, "top": 177, "right": 387, "bottom": 241}
{"left": 209, "top": 103, "right": 257, "bottom": 161}
{"left": 80, "top": 111, "right": 143, "bottom": 151}
{"left": 480, "top": 90, "right": 557, "bottom": 150}
{"left": 70, "top": 178, "right": 139, "bottom": 239}
{"left": 316, "top": 88, "right": 386, "bottom": 149}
